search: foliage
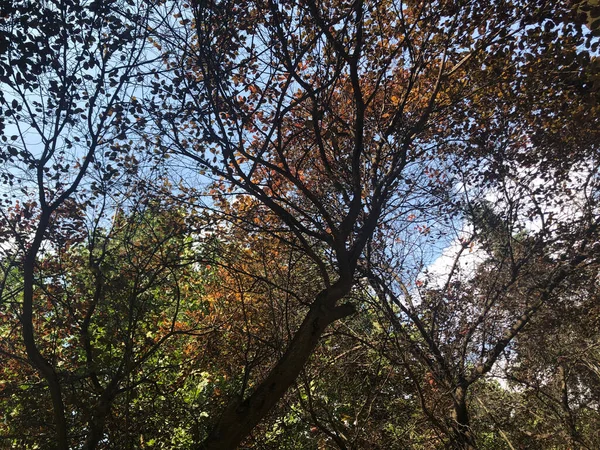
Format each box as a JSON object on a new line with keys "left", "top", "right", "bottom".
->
{"left": 0, "top": 0, "right": 598, "bottom": 449}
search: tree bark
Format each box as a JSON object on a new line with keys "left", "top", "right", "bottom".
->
{"left": 451, "top": 385, "right": 477, "bottom": 450}
{"left": 197, "top": 278, "right": 354, "bottom": 450}
{"left": 82, "top": 396, "right": 113, "bottom": 450}
{"left": 21, "top": 212, "right": 69, "bottom": 450}
{"left": 557, "top": 363, "right": 588, "bottom": 450}
{"left": 22, "top": 263, "right": 69, "bottom": 450}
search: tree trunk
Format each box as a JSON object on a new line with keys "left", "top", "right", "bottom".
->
{"left": 197, "top": 279, "right": 354, "bottom": 450}
{"left": 451, "top": 385, "right": 477, "bottom": 450}
{"left": 558, "top": 363, "right": 587, "bottom": 450}
{"left": 22, "top": 248, "right": 69, "bottom": 450}
{"left": 82, "top": 397, "right": 113, "bottom": 450}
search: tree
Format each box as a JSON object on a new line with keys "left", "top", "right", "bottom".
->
{"left": 149, "top": 0, "right": 598, "bottom": 447}
{"left": 0, "top": 1, "right": 172, "bottom": 447}
{"left": 0, "top": 187, "right": 219, "bottom": 449}
{"left": 504, "top": 258, "right": 600, "bottom": 449}
{"left": 365, "top": 158, "right": 598, "bottom": 449}
{"left": 1, "top": 0, "right": 598, "bottom": 447}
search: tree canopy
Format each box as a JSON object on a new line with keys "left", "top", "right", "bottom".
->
{"left": 0, "top": 0, "right": 598, "bottom": 449}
